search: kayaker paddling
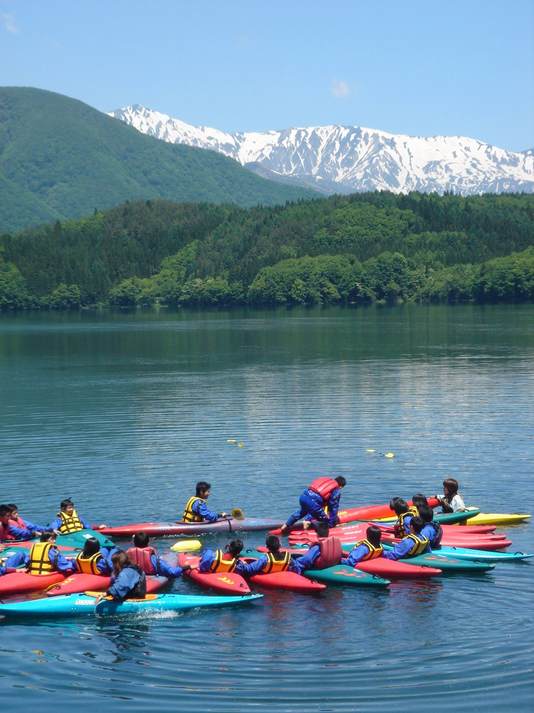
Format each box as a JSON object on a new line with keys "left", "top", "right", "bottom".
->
{"left": 182, "top": 481, "right": 228, "bottom": 524}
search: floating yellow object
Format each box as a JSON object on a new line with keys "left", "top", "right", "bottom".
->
{"left": 384, "top": 452, "right": 395, "bottom": 459}
{"left": 226, "top": 439, "right": 238, "bottom": 445}
{"left": 238, "top": 442, "right": 245, "bottom": 448}
{"left": 366, "top": 448, "right": 376, "bottom": 453}
{"left": 170, "top": 539, "right": 202, "bottom": 553}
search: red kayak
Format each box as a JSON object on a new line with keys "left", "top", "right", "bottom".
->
{"left": 46, "top": 574, "right": 169, "bottom": 597}
{"left": 0, "top": 571, "right": 65, "bottom": 595}
{"left": 336, "top": 497, "right": 440, "bottom": 524}
{"left": 177, "top": 554, "right": 251, "bottom": 595}
{"left": 249, "top": 570, "right": 326, "bottom": 593}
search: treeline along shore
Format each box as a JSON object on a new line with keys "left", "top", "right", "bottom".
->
{"left": 1, "top": 192, "right": 533, "bottom": 310}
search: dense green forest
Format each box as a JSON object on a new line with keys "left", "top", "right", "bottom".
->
{"left": 0, "top": 87, "right": 313, "bottom": 232}
{"left": 1, "top": 192, "right": 533, "bottom": 310}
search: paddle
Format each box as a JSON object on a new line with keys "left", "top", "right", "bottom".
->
{"left": 170, "top": 539, "right": 202, "bottom": 553}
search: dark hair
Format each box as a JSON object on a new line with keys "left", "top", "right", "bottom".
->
{"left": 335, "top": 476, "right": 347, "bottom": 487}
{"left": 226, "top": 539, "right": 243, "bottom": 557}
{"left": 366, "top": 525, "right": 382, "bottom": 547}
{"left": 6, "top": 504, "right": 18, "bottom": 512}
{"left": 82, "top": 537, "right": 100, "bottom": 557}
{"left": 418, "top": 505, "right": 434, "bottom": 523}
{"left": 412, "top": 493, "right": 428, "bottom": 509}
{"left": 60, "top": 498, "right": 74, "bottom": 510}
{"left": 133, "top": 532, "right": 150, "bottom": 548}
{"left": 315, "top": 522, "right": 330, "bottom": 538}
{"left": 389, "top": 497, "right": 409, "bottom": 515}
{"left": 111, "top": 551, "right": 130, "bottom": 571}
{"left": 443, "top": 478, "right": 459, "bottom": 494}
{"left": 410, "top": 516, "right": 425, "bottom": 534}
{"left": 266, "top": 535, "right": 281, "bottom": 553}
{"left": 196, "top": 481, "right": 211, "bottom": 496}
{"left": 0, "top": 505, "right": 11, "bottom": 517}
{"left": 40, "top": 531, "right": 56, "bottom": 542}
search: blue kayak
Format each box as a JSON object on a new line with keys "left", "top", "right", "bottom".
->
{"left": 0, "top": 592, "right": 262, "bottom": 618}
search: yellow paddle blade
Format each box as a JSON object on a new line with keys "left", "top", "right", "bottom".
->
{"left": 84, "top": 591, "right": 111, "bottom": 599}
{"left": 231, "top": 508, "right": 244, "bottom": 520}
{"left": 170, "top": 539, "right": 202, "bottom": 553}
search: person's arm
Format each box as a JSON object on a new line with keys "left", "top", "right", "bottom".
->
{"left": 5, "top": 550, "right": 26, "bottom": 569}
{"left": 151, "top": 554, "right": 185, "bottom": 578}
{"left": 340, "top": 543, "right": 369, "bottom": 567}
{"left": 194, "top": 501, "right": 219, "bottom": 524}
{"left": 80, "top": 516, "right": 92, "bottom": 529}
{"left": 48, "top": 517, "right": 62, "bottom": 532}
{"left": 198, "top": 549, "right": 215, "bottom": 573}
{"left": 22, "top": 519, "right": 45, "bottom": 535}
{"left": 239, "top": 555, "right": 268, "bottom": 577}
{"left": 292, "top": 545, "right": 320, "bottom": 573}
{"left": 383, "top": 539, "right": 414, "bottom": 561}
{"left": 6, "top": 522, "right": 34, "bottom": 540}
{"left": 49, "top": 548, "right": 75, "bottom": 574}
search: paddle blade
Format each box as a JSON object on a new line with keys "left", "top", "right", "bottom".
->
{"left": 170, "top": 539, "right": 202, "bottom": 553}
{"left": 231, "top": 508, "right": 245, "bottom": 520}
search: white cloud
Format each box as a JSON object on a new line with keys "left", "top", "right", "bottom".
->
{"left": 331, "top": 79, "right": 350, "bottom": 99}
{"left": 1, "top": 11, "right": 18, "bottom": 34}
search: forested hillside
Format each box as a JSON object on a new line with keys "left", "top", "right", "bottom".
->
{"left": 1, "top": 192, "right": 533, "bottom": 309}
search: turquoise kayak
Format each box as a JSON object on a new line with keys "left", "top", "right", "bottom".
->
{"left": 374, "top": 509, "right": 480, "bottom": 526}
{"left": 431, "top": 545, "right": 534, "bottom": 563}
{"left": 56, "top": 529, "right": 115, "bottom": 549}
{"left": 303, "top": 565, "right": 390, "bottom": 587}
{"left": 0, "top": 592, "right": 262, "bottom": 618}
{"left": 381, "top": 545, "right": 494, "bottom": 573}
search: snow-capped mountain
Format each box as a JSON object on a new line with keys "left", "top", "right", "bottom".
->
{"left": 110, "top": 105, "right": 534, "bottom": 195}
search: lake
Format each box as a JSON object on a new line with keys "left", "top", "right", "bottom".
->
{"left": 0, "top": 304, "right": 532, "bottom": 712}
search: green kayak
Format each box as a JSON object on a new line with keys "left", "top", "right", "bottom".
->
{"left": 382, "top": 545, "right": 494, "bottom": 573}
{"left": 303, "top": 565, "right": 390, "bottom": 587}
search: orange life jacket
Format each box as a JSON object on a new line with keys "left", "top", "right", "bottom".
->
{"left": 209, "top": 550, "right": 237, "bottom": 573}
{"left": 263, "top": 551, "right": 291, "bottom": 574}
{"left": 76, "top": 552, "right": 103, "bottom": 575}
{"left": 352, "top": 538, "right": 383, "bottom": 561}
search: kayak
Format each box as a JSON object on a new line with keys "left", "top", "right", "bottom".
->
{"left": 0, "top": 571, "right": 65, "bottom": 595}
{"left": 426, "top": 545, "right": 534, "bottom": 563}
{"left": 462, "top": 512, "right": 531, "bottom": 527}
{"left": 177, "top": 554, "right": 251, "bottom": 595}
{"left": 0, "top": 592, "right": 263, "bottom": 619}
{"left": 46, "top": 574, "right": 169, "bottom": 596}
{"left": 250, "top": 571, "right": 326, "bottom": 593}
{"left": 95, "top": 517, "right": 283, "bottom": 538}
{"left": 336, "top": 497, "right": 440, "bottom": 524}
{"left": 381, "top": 547, "right": 495, "bottom": 573}
{"left": 56, "top": 529, "right": 115, "bottom": 549}
{"left": 303, "top": 565, "right": 389, "bottom": 587}
{"left": 374, "top": 510, "right": 480, "bottom": 525}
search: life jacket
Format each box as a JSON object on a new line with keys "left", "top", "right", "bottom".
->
{"left": 58, "top": 509, "right": 83, "bottom": 534}
{"left": 313, "top": 536, "right": 343, "bottom": 569}
{"left": 352, "top": 539, "right": 383, "bottom": 561}
{"left": 209, "top": 550, "right": 237, "bottom": 573}
{"left": 123, "top": 565, "right": 147, "bottom": 599}
{"left": 76, "top": 552, "right": 103, "bottom": 575}
{"left": 11, "top": 515, "right": 27, "bottom": 528}
{"left": 126, "top": 546, "right": 156, "bottom": 575}
{"left": 404, "top": 533, "right": 430, "bottom": 557}
{"left": 27, "top": 542, "right": 55, "bottom": 575}
{"left": 182, "top": 496, "right": 206, "bottom": 523}
{"left": 394, "top": 508, "right": 418, "bottom": 537}
{"left": 263, "top": 551, "right": 291, "bottom": 574}
{"left": 0, "top": 521, "right": 17, "bottom": 541}
{"left": 309, "top": 477, "right": 339, "bottom": 502}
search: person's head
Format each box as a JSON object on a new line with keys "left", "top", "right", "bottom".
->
{"left": 335, "top": 476, "right": 347, "bottom": 488}
{"left": 0, "top": 505, "right": 12, "bottom": 524}
{"left": 133, "top": 532, "right": 150, "bottom": 548}
{"left": 196, "top": 481, "right": 211, "bottom": 498}
{"left": 389, "top": 497, "right": 409, "bottom": 515}
{"left": 366, "top": 525, "right": 382, "bottom": 547}
{"left": 315, "top": 522, "right": 330, "bottom": 538}
{"left": 40, "top": 531, "right": 56, "bottom": 543}
{"left": 225, "top": 539, "right": 243, "bottom": 557}
{"left": 7, "top": 504, "right": 18, "bottom": 517}
{"left": 443, "top": 478, "right": 459, "bottom": 497}
{"left": 265, "top": 535, "right": 281, "bottom": 553}
{"left": 60, "top": 498, "right": 75, "bottom": 515}
{"left": 418, "top": 504, "right": 434, "bottom": 524}
{"left": 111, "top": 550, "right": 131, "bottom": 575}
{"left": 412, "top": 493, "right": 428, "bottom": 509}
{"left": 82, "top": 537, "right": 100, "bottom": 557}
{"left": 409, "top": 516, "right": 425, "bottom": 535}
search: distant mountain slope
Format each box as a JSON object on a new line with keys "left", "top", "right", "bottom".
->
{"left": 110, "top": 105, "right": 534, "bottom": 196}
{"left": 0, "top": 87, "right": 314, "bottom": 232}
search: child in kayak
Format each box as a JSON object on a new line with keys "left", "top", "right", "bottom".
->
{"left": 182, "top": 482, "right": 228, "bottom": 524}
{"left": 341, "top": 525, "right": 384, "bottom": 567}
{"left": 71, "top": 537, "right": 116, "bottom": 576}
{"left": 6, "top": 504, "right": 46, "bottom": 535}
{"left": 22, "top": 532, "right": 75, "bottom": 574}
{"left": 127, "top": 532, "right": 192, "bottom": 578}
{"left": 101, "top": 551, "right": 146, "bottom": 602}
{"left": 389, "top": 498, "right": 418, "bottom": 538}
{"left": 418, "top": 505, "right": 443, "bottom": 549}
{"left": 0, "top": 504, "right": 43, "bottom": 541}
{"left": 383, "top": 517, "right": 430, "bottom": 560}
{"left": 48, "top": 499, "right": 92, "bottom": 535}
{"left": 199, "top": 539, "right": 247, "bottom": 575}
{"left": 240, "top": 535, "right": 299, "bottom": 576}
{"left": 435, "top": 478, "right": 467, "bottom": 513}
{"left": 280, "top": 476, "right": 347, "bottom": 534}
{"left": 292, "top": 522, "right": 343, "bottom": 573}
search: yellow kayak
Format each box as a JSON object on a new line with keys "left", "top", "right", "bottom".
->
{"left": 462, "top": 512, "right": 531, "bottom": 526}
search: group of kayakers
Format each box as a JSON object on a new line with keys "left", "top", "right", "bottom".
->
{"left": 0, "top": 477, "right": 466, "bottom": 602}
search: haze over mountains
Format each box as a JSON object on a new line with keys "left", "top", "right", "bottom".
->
{"left": 111, "top": 105, "right": 534, "bottom": 196}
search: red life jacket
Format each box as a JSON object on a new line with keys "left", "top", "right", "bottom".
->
{"left": 0, "top": 521, "right": 17, "bottom": 541}
{"left": 309, "top": 477, "right": 339, "bottom": 502}
{"left": 126, "top": 547, "right": 157, "bottom": 575}
{"left": 313, "top": 536, "right": 343, "bottom": 569}
{"left": 11, "top": 515, "right": 27, "bottom": 528}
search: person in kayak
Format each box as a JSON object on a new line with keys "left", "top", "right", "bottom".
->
{"left": 101, "top": 551, "right": 147, "bottom": 602}
{"left": 341, "top": 525, "right": 384, "bottom": 567}
{"left": 49, "top": 499, "right": 91, "bottom": 535}
{"left": 240, "top": 535, "right": 299, "bottom": 576}
{"left": 6, "top": 504, "right": 46, "bottom": 535}
{"left": 418, "top": 504, "right": 443, "bottom": 549}
{"left": 199, "top": 539, "right": 247, "bottom": 575}
{"left": 182, "top": 482, "right": 228, "bottom": 524}
{"left": 22, "top": 532, "right": 75, "bottom": 574}
{"left": 389, "top": 497, "right": 418, "bottom": 538}
{"left": 0, "top": 504, "right": 43, "bottom": 541}
{"left": 127, "top": 532, "right": 192, "bottom": 578}
{"left": 0, "top": 548, "right": 27, "bottom": 575}
{"left": 71, "top": 537, "right": 116, "bottom": 576}
{"left": 292, "top": 522, "right": 343, "bottom": 573}
{"left": 435, "top": 478, "right": 467, "bottom": 513}
{"left": 280, "top": 476, "right": 347, "bottom": 534}
{"left": 411, "top": 493, "right": 429, "bottom": 511}
{"left": 383, "top": 517, "right": 431, "bottom": 560}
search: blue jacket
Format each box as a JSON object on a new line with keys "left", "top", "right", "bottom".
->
{"left": 107, "top": 566, "right": 146, "bottom": 601}
{"left": 192, "top": 499, "right": 219, "bottom": 523}
{"left": 48, "top": 514, "right": 91, "bottom": 531}
{"left": 292, "top": 544, "right": 321, "bottom": 574}
{"left": 0, "top": 521, "right": 36, "bottom": 541}
{"left": 239, "top": 554, "right": 298, "bottom": 577}
{"left": 198, "top": 549, "right": 247, "bottom": 575}
{"left": 0, "top": 549, "right": 27, "bottom": 574}
{"left": 22, "top": 545, "right": 75, "bottom": 574}
{"left": 384, "top": 536, "right": 430, "bottom": 560}
{"left": 421, "top": 523, "right": 441, "bottom": 548}
{"left": 285, "top": 488, "right": 342, "bottom": 529}
{"left": 341, "top": 542, "right": 375, "bottom": 567}
{"left": 150, "top": 554, "right": 184, "bottom": 578}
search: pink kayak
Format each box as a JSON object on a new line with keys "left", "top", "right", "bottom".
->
{"left": 177, "top": 554, "right": 251, "bottom": 595}
{"left": 249, "top": 570, "right": 326, "bottom": 593}
{"left": 0, "top": 571, "right": 65, "bottom": 595}
{"left": 336, "top": 497, "right": 440, "bottom": 524}
{"left": 46, "top": 574, "right": 169, "bottom": 596}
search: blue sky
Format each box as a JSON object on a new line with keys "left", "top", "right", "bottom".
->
{"left": 1, "top": 0, "right": 533, "bottom": 150}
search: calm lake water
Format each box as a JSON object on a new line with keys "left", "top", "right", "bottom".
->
{"left": 0, "top": 305, "right": 533, "bottom": 712}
